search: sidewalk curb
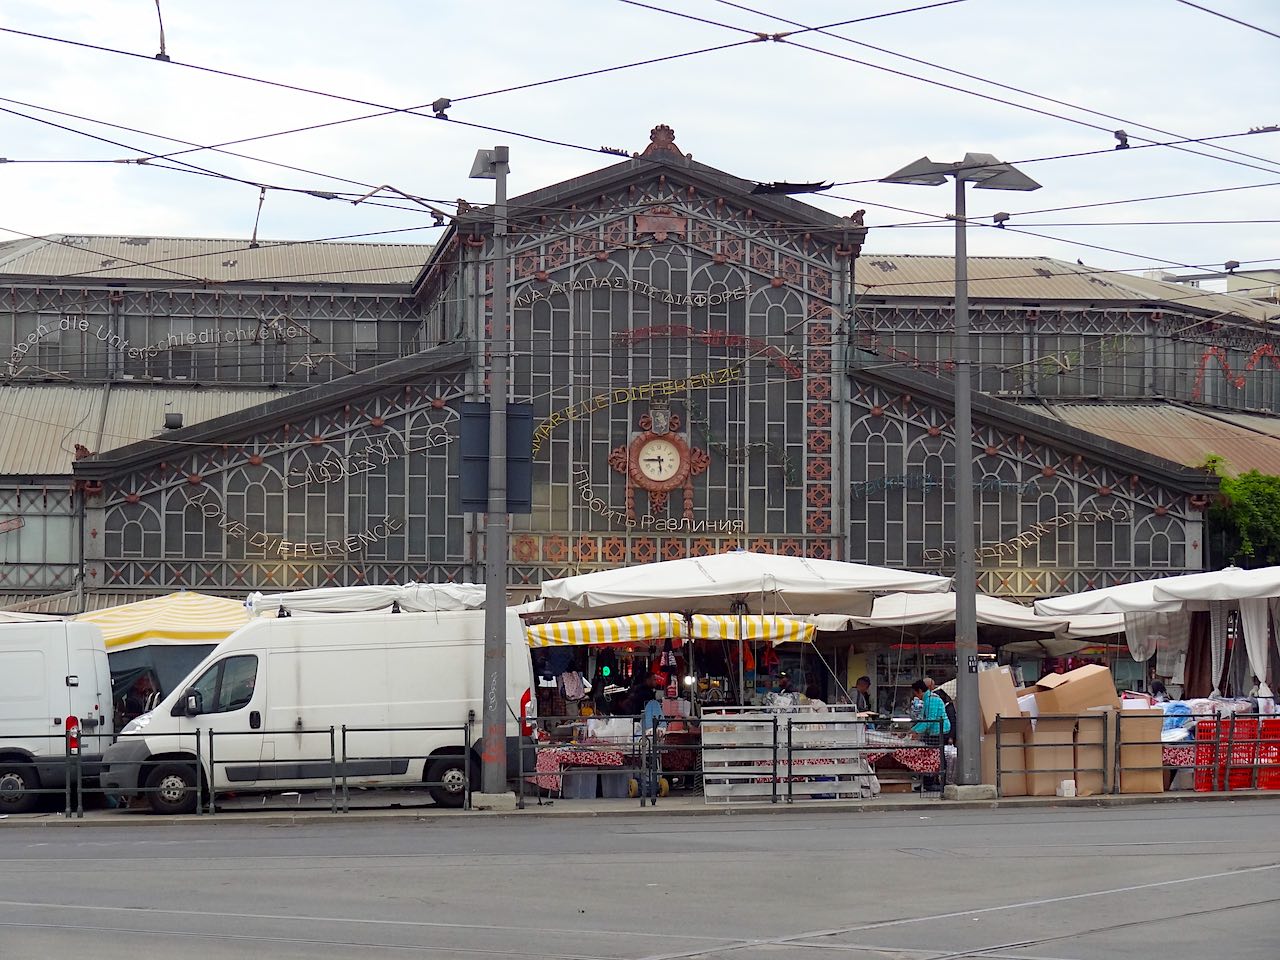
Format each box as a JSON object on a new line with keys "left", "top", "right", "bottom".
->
{"left": 7, "top": 790, "right": 1278, "bottom": 828}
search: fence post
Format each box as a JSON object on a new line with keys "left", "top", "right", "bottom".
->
{"left": 207, "top": 730, "right": 217, "bottom": 815}
{"left": 341, "top": 726, "right": 349, "bottom": 814}
{"left": 1224, "top": 718, "right": 1237, "bottom": 793}
{"left": 937, "top": 718, "right": 945, "bottom": 793}
{"left": 63, "top": 729, "right": 72, "bottom": 819}
{"left": 329, "top": 726, "right": 337, "bottom": 814}
{"left": 194, "top": 729, "right": 203, "bottom": 816}
{"left": 464, "top": 713, "right": 473, "bottom": 812}
{"left": 771, "top": 716, "right": 779, "bottom": 804}
{"left": 994, "top": 717, "right": 1002, "bottom": 798}
{"left": 786, "top": 719, "right": 794, "bottom": 804}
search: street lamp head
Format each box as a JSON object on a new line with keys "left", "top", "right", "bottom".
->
{"left": 883, "top": 152, "right": 1041, "bottom": 192}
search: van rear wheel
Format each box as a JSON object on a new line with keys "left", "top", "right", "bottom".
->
{"left": 426, "top": 756, "right": 476, "bottom": 808}
{"left": 146, "top": 763, "right": 198, "bottom": 815}
{"left": 0, "top": 764, "right": 40, "bottom": 814}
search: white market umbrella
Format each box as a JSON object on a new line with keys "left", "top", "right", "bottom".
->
{"left": 1148, "top": 566, "right": 1280, "bottom": 602}
{"left": 1150, "top": 566, "right": 1280, "bottom": 698}
{"left": 539, "top": 551, "right": 951, "bottom": 619}
{"left": 1032, "top": 577, "right": 1185, "bottom": 616}
{"left": 850, "top": 592, "right": 1123, "bottom": 640}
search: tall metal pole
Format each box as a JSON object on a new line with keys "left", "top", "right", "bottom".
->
{"left": 952, "top": 175, "right": 980, "bottom": 785}
{"left": 481, "top": 145, "right": 510, "bottom": 796}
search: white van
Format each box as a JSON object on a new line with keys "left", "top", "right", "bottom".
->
{"left": 101, "top": 607, "right": 534, "bottom": 813}
{"left": 0, "top": 621, "right": 114, "bottom": 813}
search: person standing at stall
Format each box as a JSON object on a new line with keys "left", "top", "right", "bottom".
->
{"left": 910, "top": 679, "right": 950, "bottom": 790}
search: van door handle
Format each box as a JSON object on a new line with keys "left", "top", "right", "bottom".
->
{"left": 249, "top": 711, "right": 262, "bottom": 730}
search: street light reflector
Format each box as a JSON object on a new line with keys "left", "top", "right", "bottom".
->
{"left": 880, "top": 156, "right": 951, "bottom": 186}
{"left": 469, "top": 148, "right": 499, "bottom": 180}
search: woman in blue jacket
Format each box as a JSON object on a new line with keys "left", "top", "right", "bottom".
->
{"left": 910, "top": 680, "right": 950, "bottom": 790}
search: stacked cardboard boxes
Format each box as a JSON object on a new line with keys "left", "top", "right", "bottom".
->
{"left": 975, "top": 664, "right": 1157, "bottom": 796}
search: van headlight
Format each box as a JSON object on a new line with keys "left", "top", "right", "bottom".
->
{"left": 121, "top": 712, "right": 153, "bottom": 734}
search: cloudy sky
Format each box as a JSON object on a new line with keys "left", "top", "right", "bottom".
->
{"left": 0, "top": 0, "right": 1276, "bottom": 280}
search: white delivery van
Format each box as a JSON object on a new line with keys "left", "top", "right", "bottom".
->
{"left": 101, "top": 607, "right": 534, "bottom": 813}
{"left": 0, "top": 621, "right": 114, "bottom": 813}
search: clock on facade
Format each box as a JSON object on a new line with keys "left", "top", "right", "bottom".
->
{"left": 608, "top": 409, "right": 709, "bottom": 520}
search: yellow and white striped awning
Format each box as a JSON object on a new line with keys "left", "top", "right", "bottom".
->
{"left": 77, "top": 591, "right": 250, "bottom": 650}
{"left": 525, "top": 612, "right": 684, "bottom": 647}
{"left": 688, "top": 614, "right": 815, "bottom": 645}
{"left": 525, "top": 612, "right": 815, "bottom": 647}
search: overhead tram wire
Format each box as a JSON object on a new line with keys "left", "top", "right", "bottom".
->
{"left": 5, "top": 21, "right": 1276, "bottom": 231}
{"left": 137, "top": 38, "right": 761, "bottom": 167}
{"left": 712, "top": 0, "right": 1280, "bottom": 175}
{"left": 0, "top": 24, "right": 772, "bottom": 180}
{"left": 1174, "top": 0, "right": 1280, "bottom": 42}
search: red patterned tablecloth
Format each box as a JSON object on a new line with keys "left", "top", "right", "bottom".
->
{"left": 531, "top": 745, "right": 626, "bottom": 792}
{"left": 1163, "top": 744, "right": 1196, "bottom": 768}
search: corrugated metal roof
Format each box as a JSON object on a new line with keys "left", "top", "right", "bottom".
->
{"left": 1, "top": 383, "right": 285, "bottom": 475}
{"left": 1015, "top": 400, "right": 1280, "bottom": 476}
{"left": 0, "top": 590, "right": 172, "bottom": 615}
{"left": 855, "top": 254, "right": 1277, "bottom": 324}
{"left": 1197, "top": 409, "right": 1280, "bottom": 439}
{"left": 0, "top": 235, "right": 432, "bottom": 286}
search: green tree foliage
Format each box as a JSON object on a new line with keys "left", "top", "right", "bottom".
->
{"left": 1204, "top": 456, "right": 1280, "bottom": 567}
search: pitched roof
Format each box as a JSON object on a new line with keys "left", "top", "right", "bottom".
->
{"left": 855, "top": 254, "right": 1277, "bottom": 324}
{"left": 0, "top": 235, "right": 432, "bottom": 287}
{"left": 1011, "top": 400, "right": 1280, "bottom": 476}
{"left": 0, "top": 382, "right": 286, "bottom": 476}
{"left": 72, "top": 341, "right": 468, "bottom": 478}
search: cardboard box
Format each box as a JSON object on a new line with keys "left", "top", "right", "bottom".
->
{"left": 1075, "top": 709, "right": 1114, "bottom": 797}
{"left": 981, "top": 716, "right": 1030, "bottom": 796}
{"left": 1030, "top": 665, "right": 1121, "bottom": 716}
{"left": 978, "top": 666, "right": 1022, "bottom": 733}
{"left": 1025, "top": 717, "right": 1078, "bottom": 797}
{"left": 1118, "top": 708, "right": 1164, "bottom": 794}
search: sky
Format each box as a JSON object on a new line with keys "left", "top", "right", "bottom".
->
{"left": 0, "top": 0, "right": 1276, "bottom": 283}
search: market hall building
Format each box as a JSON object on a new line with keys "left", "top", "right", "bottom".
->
{"left": 4, "top": 125, "right": 1280, "bottom": 616}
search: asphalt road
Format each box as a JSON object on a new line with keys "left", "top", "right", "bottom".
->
{"left": 2, "top": 804, "right": 1278, "bottom": 959}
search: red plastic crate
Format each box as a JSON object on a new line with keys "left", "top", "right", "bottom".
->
{"left": 1193, "top": 718, "right": 1280, "bottom": 791}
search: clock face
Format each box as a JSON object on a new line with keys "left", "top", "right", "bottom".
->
{"left": 637, "top": 438, "right": 683, "bottom": 482}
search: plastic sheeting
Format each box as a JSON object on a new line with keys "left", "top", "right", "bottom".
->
{"left": 247, "top": 582, "right": 486, "bottom": 615}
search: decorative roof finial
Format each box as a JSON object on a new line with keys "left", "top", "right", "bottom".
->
{"left": 639, "top": 124, "right": 689, "bottom": 159}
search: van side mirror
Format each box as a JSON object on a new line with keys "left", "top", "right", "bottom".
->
{"left": 183, "top": 691, "right": 203, "bottom": 717}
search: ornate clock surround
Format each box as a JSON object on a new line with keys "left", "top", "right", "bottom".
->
{"left": 609, "top": 409, "right": 710, "bottom": 519}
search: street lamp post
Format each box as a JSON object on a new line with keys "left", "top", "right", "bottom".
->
{"left": 881, "top": 154, "right": 1040, "bottom": 786}
{"left": 470, "top": 145, "right": 511, "bottom": 799}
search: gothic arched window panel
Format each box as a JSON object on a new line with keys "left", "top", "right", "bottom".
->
{"left": 1134, "top": 514, "right": 1186, "bottom": 569}
{"left": 106, "top": 500, "right": 162, "bottom": 560}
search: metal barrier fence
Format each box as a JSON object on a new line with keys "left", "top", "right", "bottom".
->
{"left": 701, "top": 707, "right": 947, "bottom": 804}
{"left": 991, "top": 709, "right": 1280, "bottom": 797}
{"left": 8, "top": 720, "right": 481, "bottom": 817}
{"left": 518, "top": 714, "right": 663, "bottom": 809}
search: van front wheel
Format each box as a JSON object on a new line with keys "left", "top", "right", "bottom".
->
{"left": 426, "top": 756, "right": 475, "bottom": 808}
{"left": 146, "top": 763, "right": 198, "bottom": 815}
{"left": 0, "top": 764, "right": 40, "bottom": 814}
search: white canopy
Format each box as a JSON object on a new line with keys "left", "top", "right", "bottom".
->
{"left": 1149, "top": 565, "right": 1280, "bottom": 602}
{"left": 538, "top": 551, "right": 951, "bottom": 619}
{"left": 850, "top": 592, "right": 1123, "bottom": 640}
{"left": 1033, "top": 577, "right": 1185, "bottom": 616}
{"left": 248, "top": 582, "right": 486, "bottom": 616}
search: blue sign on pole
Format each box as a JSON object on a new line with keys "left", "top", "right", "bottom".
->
{"left": 458, "top": 402, "right": 533, "bottom": 514}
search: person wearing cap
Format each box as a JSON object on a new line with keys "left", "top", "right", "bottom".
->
{"left": 910, "top": 679, "right": 950, "bottom": 791}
